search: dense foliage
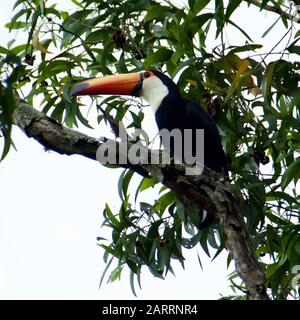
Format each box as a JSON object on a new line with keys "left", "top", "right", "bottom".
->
{"left": 1, "top": 0, "right": 300, "bottom": 299}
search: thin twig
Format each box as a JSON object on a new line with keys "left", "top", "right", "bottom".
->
{"left": 245, "top": 0, "right": 300, "bottom": 23}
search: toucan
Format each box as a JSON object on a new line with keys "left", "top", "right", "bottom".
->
{"left": 71, "top": 70, "right": 228, "bottom": 226}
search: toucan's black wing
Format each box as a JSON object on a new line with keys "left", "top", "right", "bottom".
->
{"left": 184, "top": 99, "right": 228, "bottom": 175}
{"left": 155, "top": 96, "right": 228, "bottom": 176}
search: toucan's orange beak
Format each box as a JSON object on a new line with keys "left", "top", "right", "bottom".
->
{"left": 70, "top": 72, "right": 142, "bottom": 97}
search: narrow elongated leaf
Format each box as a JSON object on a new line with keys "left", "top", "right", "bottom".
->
{"left": 103, "top": 204, "right": 119, "bottom": 226}
{"left": 158, "top": 191, "right": 176, "bottom": 216}
{"left": 40, "top": 0, "right": 45, "bottom": 15}
{"left": 228, "top": 19, "right": 253, "bottom": 41}
{"left": 5, "top": 21, "right": 27, "bottom": 29}
{"left": 99, "top": 256, "right": 114, "bottom": 289}
{"left": 228, "top": 44, "right": 262, "bottom": 55}
{"left": 193, "top": 0, "right": 210, "bottom": 13}
{"left": 13, "top": 0, "right": 27, "bottom": 10}
{"left": 120, "top": 170, "right": 134, "bottom": 200}
{"left": 147, "top": 220, "right": 163, "bottom": 239}
{"left": 287, "top": 45, "right": 300, "bottom": 55}
{"left": 262, "top": 63, "right": 275, "bottom": 100}
{"left": 144, "top": 5, "right": 168, "bottom": 22}
{"left": 86, "top": 29, "right": 108, "bottom": 44}
{"left": 143, "top": 48, "right": 173, "bottom": 69}
{"left": 191, "top": 13, "right": 214, "bottom": 27}
{"left": 225, "top": 0, "right": 242, "bottom": 21}
{"left": 215, "top": 0, "right": 225, "bottom": 37}
{"left": 262, "top": 16, "right": 281, "bottom": 38}
{"left": 281, "top": 157, "right": 300, "bottom": 189}
{"left": 26, "top": 9, "right": 40, "bottom": 51}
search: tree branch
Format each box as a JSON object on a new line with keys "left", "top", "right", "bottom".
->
{"left": 245, "top": 0, "right": 300, "bottom": 23}
{"left": 13, "top": 100, "right": 149, "bottom": 176}
{"left": 13, "top": 99, "right": 269, "bottom": 300}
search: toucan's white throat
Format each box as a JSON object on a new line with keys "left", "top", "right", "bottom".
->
{"left": 140, "top": 76, "right": 169, "bottom": 114}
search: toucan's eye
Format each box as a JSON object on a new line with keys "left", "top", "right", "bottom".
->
{"left": 143, "top": 71, "right": 151, "bottom": 79}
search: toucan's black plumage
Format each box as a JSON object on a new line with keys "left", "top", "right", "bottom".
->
{"left": 71, "top": 70, "right": 228, "bottom": 227}
{"left": 152, "top": 71, "right": 227, "bottom": 175}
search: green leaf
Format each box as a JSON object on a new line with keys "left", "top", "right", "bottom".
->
{"left": 60, "top": 10, "right": 93, "bottom": 48}
{"left": 0, "top": 85, "right": 16, "bottom": 161}
{"left": 281, "top": 157, "right": 300, "bottom": 189}
{"left": 228, "top": 44, "right": 262, "bottom": 55}
{"left": 214, "top": 0, "right": 225, "bottom": 37}
{"left": 71, "top": 0, "right": 83, "bottom": 7}
{"left": 191, "top": 13, "right": 214, "bottom": 28}
{"left": 40, "top": 0, "right": 45, "bottom": 15}
{"left": 86, "top": 29, "right": 108, "bottom": 44}
{"left": 5, "top": 21, "right": 27, "bottom": 29}
{"left": 130, "top": 271, "right": 137, "bottom": 297}
{"left": 108, "top": 265, "right": 123, "bottom": 283}
{"left": 11, "top": 44, "right": 28, "bottom": 55}
{"left": 99, "top": 244, "right": 118, "bottom": 257}
{"left": 50, "top": 99, "right": 64, "bottom": 123}
{"left": 207, "top": 230, "right": 220, "bottom": 249}
{"left": 1, "top": 130, "right": 12, "bottom": 161}
{"left": 262, "top": 63, "right": 275, "bottom": 100}
{"left": 199, "top": 230, "right": 210, "bottom": 257}
{"left": 228, "top": 19, "right": 253, "bottom": 41}
{"left": 287, "top": 45, "right": 300, "bottom": 55}
{"left": 75, "top": 107, "right": 93, "bottom": 129}
{"left": 99, "top": 256, "right": 114, "bottom": 289}
{"left": 133, "top": 0, "right": 150, "bottom": 11}
{"left": 7, "top": 8, "right": 30, "bottom": 31}
{"left": 157, "top": 191, "right": 176, "bottom": 215}
{"left": 144, "top": 5, "right": 167, "bottom": 22}
{"left": 13, "top": 0, "right": 27, "bottom": 10}
{"left": 262, "top": 16, "right": 281, "bottom": 38}
{"left": 118, "top": 51, "right": 128, "bottom": 74}
{"left": 225, "top": 0, "right": 242, "bottom": 21}
{"left": 135, "top": 176, "right": 159, "bottom": 203}
{"left": 147, "top": 220, "right": 163, "bottom": 239}
{"left": 266, "top": 191, "right": 295, "bottom": 205}
{"left": 139, "top": 202, "right": 153, "bottom": 215}
{"left": 197, "top": 251, "right": 203, "bottom": 269}
{"left": 143, "top": 48, "right": 173, "bottom": 69}
{"left": 295, "top": 240, "right": 300, "bottom": 255}
{"left": 157, "top": 245, "right": 171, "bottom": 273}
{"left": 140, "top": 176, "right": 158, "bottom": 192}
{"left": 265, "top": 263, "right": 279, "bottom": 278}
{"left": 170, "top": 47, "right": 186, "bottom": 65}
{"left": 44, "top": 7, "right": 61, "bottom": 20}
{"left": 126, "top": 259, "right": 138, "bottom": 274}
{"left": 188, "top": 0, "right": 196, "bottom": 11}
{"left": 176, "top": 201, "right": 186, "bottom": 222}
{"left": 118, "top": 169, "right": 134, "bottom": 201}
{"left": 0, "top": 46, "right": 11, "bottom": 54}
{"left": 63, "top": 100, "right": 77, "bottom": 128}
{"left": 103, "top": 204, "right": 119, "bottom": 226}
{"left": 265, "top": 210, "right": 287, "bottom": 226}
{"left": 26, "top": 9, "right": 40, "bottom": 52}
{"left": 190, "top": 0, "right": 210, "bottom": 13}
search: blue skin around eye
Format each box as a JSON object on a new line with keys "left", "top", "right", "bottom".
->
{"left": 70, "top": 82, "right": 89, "bottom": 96}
